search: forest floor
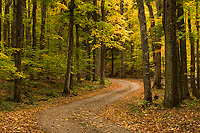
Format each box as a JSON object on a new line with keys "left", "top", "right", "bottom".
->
{"left": 0, "top": 78, "right": 200, "bottom": 132}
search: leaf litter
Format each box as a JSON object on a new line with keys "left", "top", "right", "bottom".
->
{"left": 0, "top": 80, "right": 120, "bottom": 132}
{"left": 99, "top": 79, "right": 200, "bottom": 132}
{"left": 0, "top": 79, "right": 199, "bottom": 132}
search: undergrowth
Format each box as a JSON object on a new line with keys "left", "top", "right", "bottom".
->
{"left": 0, "top": 77, "right": 111, "bottom": 112}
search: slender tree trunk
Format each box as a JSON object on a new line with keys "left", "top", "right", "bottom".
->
{"left": 4, "top": 0, "right": 8, "bottom": 46}
{"left": 136, "top": 0, "right": 152, "bottom": 102}
{"left": 100, "top": 0, "right": 105, "bottom": 85}
{"left": 11, "top": 0, "right": 16, "bottom": 48}
{"left": 196, "top": 0, "right": 200, "bottom": 98}
{"left": 86, "top": 41, "right": 91, "bottom": 80}
{"left": 92, "top": 0, "right": 98, "bottom": 81}
{"left": 131, "top": 43, "right": 134, "bottom": 73}
{"left": 111, "top": 48, "right": 114, "bottom": 76}
{"left": 14, "top": 0, "right": 23, "bottom": 102}
{"left": 177, "top": 1, "right": 189, "bottom": 100}
{"left": 4, "top": 0, "right": 11, "bottom": 47}
{"left": 145, "top": 0, "right": 155, "bottom": 67}
{"left": 63, "top": 0, "right": 74, "bottom": 94}
{"left": 32, "top": 0, "right": 37, "bottom": 50}
{"left": 188, "top": 10, "right": 197, "bottom": 97}
{"left": 120, "top": 0, "right": 126, "bottom": 78}
{"left": 163, "top": 0, "right": 179, "bottom": 108}
{"left": 40, "top": 1, "right": 47, "bottom": 50}
{"left": 0, "top": 0, "right": 2, "bottom": 46}
{"left": 26, "top": 0, "right": 31, "bottom": 46}
{"left": 96, "top": 46, "right": 101, "bottom": 78}
{"left": 76, "top": 24, "right": 81, "bottom": 83}
{"left": 145, "top": 0, "right": 162, "bottom": 89}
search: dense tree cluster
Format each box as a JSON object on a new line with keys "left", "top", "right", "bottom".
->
{"left": 0, "top": 0, "right": 199, "bottom": 108}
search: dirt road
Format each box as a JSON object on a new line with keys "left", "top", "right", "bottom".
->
{"left": 38, "top": 79, "right": 141, "bottom": 133}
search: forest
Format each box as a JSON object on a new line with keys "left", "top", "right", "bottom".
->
{"left": 0, "top": 0, "right": 200, "bottom": 132}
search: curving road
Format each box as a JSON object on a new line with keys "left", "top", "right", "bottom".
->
{"left": 38, "top": 79, "right": 141, "bottom": 133}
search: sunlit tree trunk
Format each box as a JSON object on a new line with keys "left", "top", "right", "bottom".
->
{"left": 188, "top": 10, "right": 197, "bottom": 97}
{"left": 0, "top": 0, "right": 2, "bottom": 46}
{"left": 196, "top": 0, "right": 200, "bottom": 98}
{"left": 136, "top": 0, "right": 152, "bottom": 102}
{"left": 14, "top": 0, "right": 23, "bottom": 102}
{"left": 40, "top": 1, "right": 47, "bottom": 50}
{"left": 163, "top": 0, "right": 179, "bottom": 108}
{"left": 32, "top": 0, "right": 37, "bottom": 50}
{"left": 63, "top": 0, "right": 74, "bottom": 95}
{"left": 100, "top": 0, "right": 105, "bottom": 85}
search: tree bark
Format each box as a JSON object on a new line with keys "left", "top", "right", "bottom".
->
{"left": 92, "top": 0, "right": 98, "bottom": 81}
{"left": 63, "top": 0, "right": 74, "bottom": 95}
{"left": 145, "top": 0, "right": 162, "bottom": 89}
{"left": 100, "top": 0, "right": 106, "bottom": 85}
{"left": 32, "top": 0, "right": 37, "bottom": 50}
{"left": 76, "top": 24, "right": 81, "bottom": 83}
{"left": 111, "top": 48, "right": 114, "bottom": 76}
{"left": 177, "top": 1, "right": 189, "bottom": 100}
{"left": 136, "top": 0, "right": 152, "bottom": 102}
{"left": 196, "top": 0, "right": 200, "bottom": 98}
{"left": 14, "top": 0, "right": 23, "bottom": 102}
{"left": 4, "top": 0, "right": 12, "bottom": 47}
{"left": 163, "top": 0, "right": 179, "bottom": 108}
{"left": 120, "top": 0, "right": 126, "bottom": 78}
{"left": 0, "top": 0, "right": 2, "bottom": 46}
{"left": 188, "top": 10, "right": 197, "bottom": 97}
{"left": 40, "top": 1, "right": 47, "bottom": 50}
{"left": 26, "top": 0, "right": 31, "bottom": 46}
{"left": 11, "top": 0, "right": 17, "bottom": 48}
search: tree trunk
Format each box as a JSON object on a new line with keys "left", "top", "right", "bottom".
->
{"left": 120, "top": 0, "right": 126, "bottom": 78}
{"left": 86, "top": 41, "right": 91, "bottom": 80}
{"left": 32, "top": 0, "right": 37, "bottom": 50}
{"left": 145, "top": 0, "right": 155, "bottom": 73}
{"left": 76, "top": 24, "right": 81, "bottom": 83}
{"left": 145, "top": 0, "right": 162, "bottom": 89}
{"left": 0, "top": 0, "right": 2, "bottom": 46}
{"left": 4, "top": 0, "right": 12, "bottom": 47}
{"left": 163, "top": 0, "right": 179, "bottom": 108}
{"left": 96, "top": 46, "right": 101, "bottom": 78}
{"left": 14, "top": 0, "right": 23, "bottom": 102}
{"left": 188, "top": 10, "right": 197, "bottom": 97}
{"left": 11, "top": 0, "right": 16, "bottom": 48}
{"left": 63, "top": 0, "right": 74, "bottom": 95}
{"left": 40, "top": 1, "right": 47, "bottom": 50}
{"left": 196, "top": 0, "right": 200, "bottom": 98}
{"left": 111, "top": 48, "right": 114, "bottom": 76}
{"left": 26, "top": 0, "right": 31, "bottom": 46}
{"left": 136, "top": 0, "right": 152, "bottom": 102}
{"left": 92, "top": 0, "right": 98, "bottom": 81}
{"left": 177, "top": 1, "right": 189, "bottom": 100}
{"left": 100, "top": 0, "right": 105, "bottom": 85}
